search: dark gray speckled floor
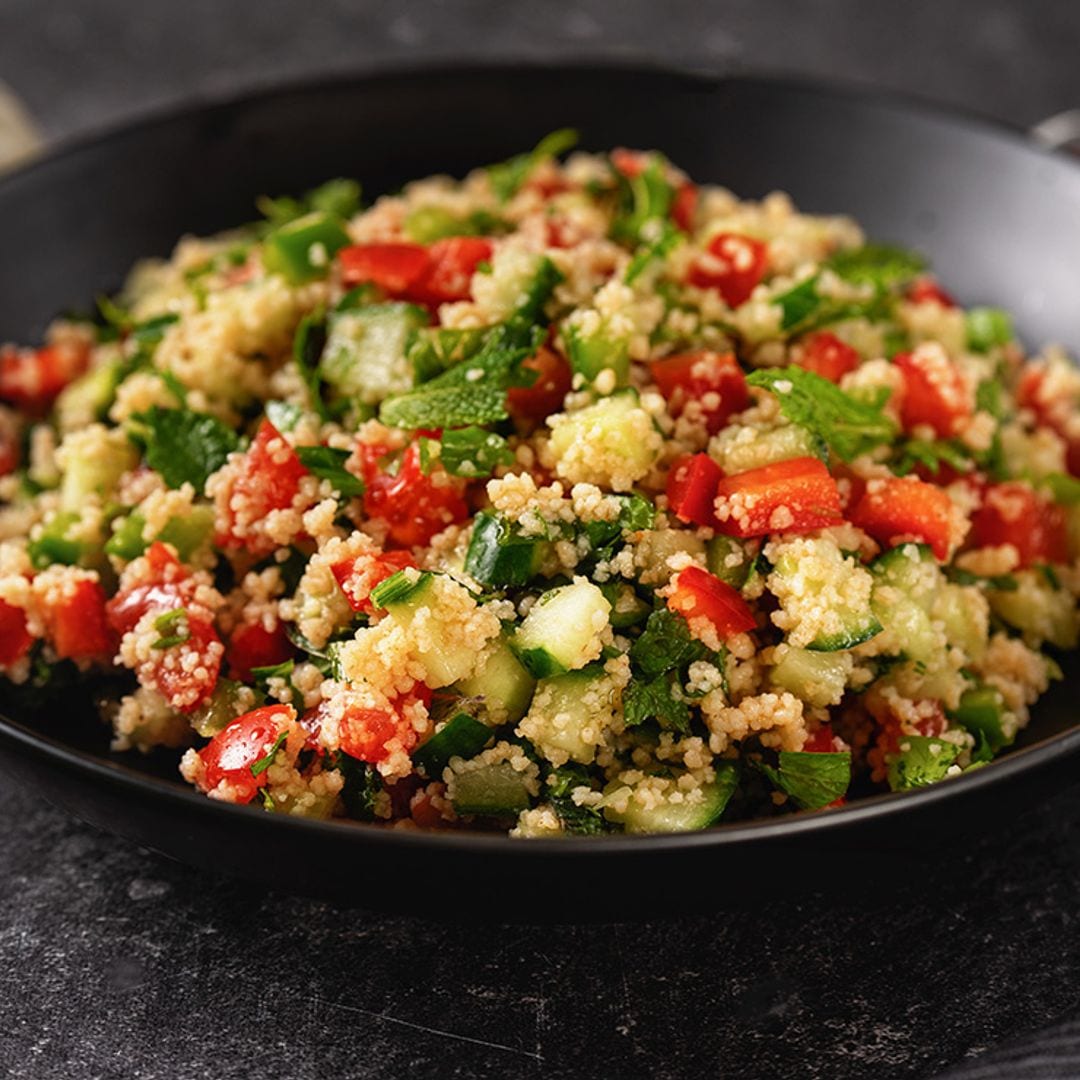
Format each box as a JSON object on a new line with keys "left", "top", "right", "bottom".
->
{"left": 3, "top": 2, "right": 1080, "bottom": 1077}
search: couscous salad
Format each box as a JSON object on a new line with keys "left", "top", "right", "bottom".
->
{"left": 1, "top": 134, "right": 1076, "bottom": 835}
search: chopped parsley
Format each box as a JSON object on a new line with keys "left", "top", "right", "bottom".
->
{"left": 546, "top": 764, "right": 609, "bottom": 835}
{"left": 487, "top": 128, "right": 578, "bottom": 203}
{"left": 757, "top": 750, "right": 851, "bottom": 810}
{"left": 250, "top": 730, "right": 288, "bottom": 778}
{"left": 623, "top": 673, "right": 691, "bottom": 734}
{"left": 418, "top": 427, "right": 514, "bottom": 478}
{"left": 130, "top": 405, "right": 240, "bottom": 492}
{"left": 886, "top": 735, "right": 960, "bottom": 791}
{"left": 294, "top": 445, "right": 365, "bottom": 497}
{"left": 824, "top": 243, "right": 926, "bottom": 289}
{"left": 629, "top": 608, "right": 716, "bottom": 682}
{"left": 250, "top": 658, "right": 305, "bottom": 713}
{"left": 151, "top": 608, "right": 190, "bottom": 650}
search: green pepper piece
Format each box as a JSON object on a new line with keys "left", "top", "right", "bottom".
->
{"left": 263, "top": 211, "right": 351, "bottom": 284}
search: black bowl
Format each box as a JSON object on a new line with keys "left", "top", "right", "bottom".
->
{"left": 2, "top": 64, "right": 1080, "bottom": 916}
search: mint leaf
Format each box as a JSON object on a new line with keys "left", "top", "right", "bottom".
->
{"left": 132, "top": 405, "right": 239, "bottom": 491}
{"left": 824, "top": 244, "right": 926, "bottom": 289}
{"left": 629, "top": 609, "right": 715, "bottom": 681}
{"left": 408, "top": 326, "right": 490, "bottom": 384}
{"left": 623, "top": 674, "right": 691, "bottom": 734}
{"left": 886, "top": 735, "right": 960, "bottom": 791}
{"left": 488, "top": 128, "right": 579, "bottom": 203}
{"left": 775, "top": 275, "right": 823, "bottom": 331}
{"left": 758, "top": 750, "right": 850, "bottom": 809}
{"left": 747, "top": 365, "right": 896, "bottom": 462}
{"left": 294, "top": 445, "right": 364, "bottom": 497}
{"left": 547, "top": 764, "right": 609, "bottom": 835}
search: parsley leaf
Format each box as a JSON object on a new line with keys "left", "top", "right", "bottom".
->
{"left": 488, "top": 128, "right": 579, "bottom": 203}
{"left": 419, "top": 427, "right": 514, "bottom": 478}
{"left": 131, "top": 406, "right": 239, "bottom": 491}
{"left": 329, "top": 752, "right": 383, "bottom": 820}
{"left": 824, "top": 244, "right": 926, "bottom": 289}
{"left": 757, "top": 750, "right": 850, "bottom": 809}
{"left": 257, "top": 177, "right": 361, "bottom": 229}
{"left": 623, "top": 673, "right": 691, "bottom": 734}
{"left": 611, "top": 154, "right": 675, "bottom": 246}
{"left": 547, "top": 764, "right": 609, "bottom": 835}
{"left": 629, "top": 609, "right": 715, "bottom": 681}
{"left": 746, "top": 366, "right": 896, "bottom": 462}
{"left": 250, "top": 730, "right": 288, "bottom": 777}
{"left": 886, "top": 735, "right": 960, "bottom": 791}
{"left": 294, "top": 445, "right": 364, "bottom": 497}
{"left": 624, "top": 220, "right": 680, "bottom": 285}
{"left": 250, "top": 658, "right": 305, "bottom": 713}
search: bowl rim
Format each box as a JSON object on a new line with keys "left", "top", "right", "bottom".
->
{"left": 3, "top": 60, "right": 1080, "bottom": 857}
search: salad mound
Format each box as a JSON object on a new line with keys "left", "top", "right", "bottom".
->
{"left": 0, "top": 132, "right": 1077, "bottom": 836}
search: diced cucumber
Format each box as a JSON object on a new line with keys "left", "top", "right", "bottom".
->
{"left": 319, "top": 302, "right": 429, "bottom": 405}
{"left": 548, "top": 392, "right": 661, "bottom": 486}
{"left": 511, "top": 580, "right": 611, "bottom": 677}
{"left": 603, "top": 762, "right": 739, "bottom": 833}
{"left": 565, "top": 320, "right": 631, "bottom": 386}
{"left": 989, "top": 570, "right": 1079, "bottom": 649}
{"left": 706, "top": 535, "right": 753, "bottom": 589}
{"left": 869, "top": 543, "right": 941, "bottom": 663}
{"left": 450, "top": 761, "right": 533, "bottom": 817}
{"left": 60, "top": 430, "right": 138, "bottom": 513}
{"left": 378, "top": 572, "right": 485, "bottom": 686}
{"left": 464, "top": 512, "right": 548, "bottom": 587}
{"left": 454, "top": 632, "right": 536, "bottom": 724}
{"left": 770, "top": 538, "right": 881, "bottom": 651}
{"left": 769, "top": 647, "right": 852, "bottom": 708}
{"left": 634, "top": 528, "right": 707, "bottom": 583}
{"left": 714, "top": 423, "right": 826, "bottom": 475}
{"left": 55, "top": 357, "right": 123, "bottom": 433}
{"left": 598, "top": 582, "right": 651, "bottom": 628}
{"left": 412, "top": 712, "right": 493, "bottom": 778}
{"left": 931, "top": 583, "right": 988, "bottom": 663}
{"left": 190, "top": 678, "right": 247, "bottom": 737}
{"left": 519, "top": 666, "right": 615, "bottom": 765}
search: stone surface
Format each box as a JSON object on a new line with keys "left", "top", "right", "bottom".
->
{"left": 2, "top": 2, "right": 1080, "bottom": 1077}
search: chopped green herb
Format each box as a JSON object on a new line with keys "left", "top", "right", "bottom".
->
{"left": 419, "top": 427, "right": 514, "bottom": 478}
{"left": 629, "top": 608, "right": 715, "bottom": 682}
{"left": 265, "top": 400, "right": 303, "bottom": 433}
{"left": 757, "top": 750, "right": 850, "bottom": 809}
{"left": 250, "top": 730, "right": 288, "bottom": 778}
{"left": 611, "top": 154, "right": 674, "bottom": 246}
{"left": 623, "top": 673, "right": 691, "bottom": 734}
{"left": 1044, "top": 473, "right": 1080, "bottom": 505}
{"left": 966, "top": 307, "right": 1013, "bottom": 353}
{"left": 370, "top": 569, "right": 432, "bottom": 609}
{"left": 892, "top": 438, "right": 971, "bottom": 478}
{"left": 130, "top": 405, "right": 239, "bottom": 492}
{"left": 151, "top": 608, "right": 190, "bottom": 650}
{"left": 294, "top": 445, "right": 365, "bottom": 497}
{"left": 624, "top": 220, "right": 680, "bottom": 284}
{"left": 547, "top": 764, "right": 610, "bottom": 835}
{"left": 250, "top": 658, "right": 305, "bottom": 713}
{"left": 293, "top": 309, "right": 331, "bottom": 421}
{"left": 747, "top": 366, "right": 896, "bottom": 462}
{"left": 488, "top": 128, "right": 579, "bottom": 203}
{"left": 886, "top": 735, "right": 960, "bottom": 791}
{"left": 824, "top": 244, "right": 926, "bottom": 289}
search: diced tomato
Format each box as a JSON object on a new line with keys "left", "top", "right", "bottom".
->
{"left": 410, "top": 790, "right": 445, "bottom": 829}
{"left": 363, "top": 444, "right": 469, "bottom": 548}
{"left": 713, "top": 457, "right": 843, "bottom": 538}
{"left": 215, "top": 419, "right": 308, "bottom": 555}
{"left": 338, "top": 242, "right": 431, "bottom": 295}
{"left": 226, "top": 620, "right": 293, "bottom": 682}
{"left": 339, "top": 706, "right": 402, "bottom": 763}
{"left": 106, "top": 542, "right": 194, "bottom": 635}
{"left": 666, "top": 453, "right": 722, "bottom": 528}
{"left": 687, "top": 233, "right": 769, "bottom": 308}
{"left": 803, "top": 725, "right": 846, "bottom": 753}
{"left": 153, "top": 615, "right": 222, "bottom": 712}
{"left": 46, "top": 579, "right": 114, "bottom": 662}
{"left": 667, "top": 566, "right": 756, "bottom": 640}
{"left": 410, "top": 237, "right": 493, "bottom": 306}
{"left": 967, "top": 482, "right": 1069, "bottom": 568}
{"left": 671, "top": 182, "right": 698, "bottom": 233}
{"left": 793, "top": 332, "right": 861, "bottom": 384}
{"left": 908, "top": 277, "right": 957, "bottom": 308}
{"left": 0, "top": 599, "right": 32, "bottom": 666}
{"left": 1016, "top": 367, "right": 1080, "bottom": 478}
{"left": 893, "top": 350, "right": 972, "bottom": 438}
{"left": 849, "top": 477, "right": 957, "bottom": 561}
{"left": 506, "top": 345, "right": 572, "bottom": 421}
{"left": 649, "top": 350, "right": 749, "bottom": 435}
{"left": 610, "top": 148, "right": 648, "bottom": 177}
{"left": 0, "top": 409, "right": 19, "bottom": 476}
{"left": 0, "top": 341, "right": 89, "bottom": 415}
{"left": 197, "top": 705, "right": 293, "bottom": 804}
{"left": 330, "top": 550, "right": 417, "bottom": 614}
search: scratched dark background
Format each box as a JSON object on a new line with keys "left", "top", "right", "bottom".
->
{"left": 3, "top": 2, "right": 1080, "bottom": 1078}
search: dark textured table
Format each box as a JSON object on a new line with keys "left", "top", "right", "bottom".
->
{"left": 3, "top": 2, "right": 1080, "bottom": 1077}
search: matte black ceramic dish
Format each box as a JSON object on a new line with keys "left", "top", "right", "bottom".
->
{"left": 2, "top": 65, "right": 1080, "bottom": 916}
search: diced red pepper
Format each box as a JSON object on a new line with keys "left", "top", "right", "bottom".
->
{"left": 0, "top": 599, "right": 32, "bottom": 666}
{"left": 967, "top": 482, "right": 1069, "bottom": 568}
{"left": 908, "top": 277, "right": 957, "bottom": 308}
{"left": 666, "top": 453, "right": 723, "bottom": 528}
{"left": 0, "top": 341, "right": 89, "bottom": 415}
{"left": 214, "top": 419, "right": 308, "bottom": 555}
{"left": 48, "top": 579, "right": 114, "bottom": 662}
{"left": 793, "top": 332, "right": 861, "bottom": 384}
{"left": 153, "top": 615, "right": 222, "bottom": 712}
{"left": 713, "top": 457, "right": 843, "bottom": 538}
{"left": 226, "top": 620, "right": 294, "bottom": 682}
{"left": 687, "top": 233, "right": 769, "bottom": 308}
{"left": 409, "top": 237, "right": 493, "bottom": 306}
{"left": 671, "top": 183, "right": 698, "bottom": 233}
{"left": 850, "top": 477, "right": 957, "bottom": 561}
{"left": 338, "top": 242, "right": 431, "bottom": 295}
{"left": 0, "top": 409, "right": 19, "bottom": 476}
{"left": 506, "top": 345, "right": 572, "bottom": 421}
{"left": 649, "top": 350, "right": 748, "bottom": 435}
{"left": 339, "top": 706, "right": 403, "bottom": 763}
{"left": 106, "top": 542, "right": 193, "bottom": 636}
{"left": 667, "top": 566, "right": 756, "bottom": 639}
{"left": 363, "top": 444, "right": 469, "bottom": 549}
{"left": 196, "top": 705, "right": 293, "bottom": 804}
{"left": 330, "top": 550, "right": 417, "bottom": 614}
{"left": 894, "top": 350, "right": 971, "bottom": 438}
